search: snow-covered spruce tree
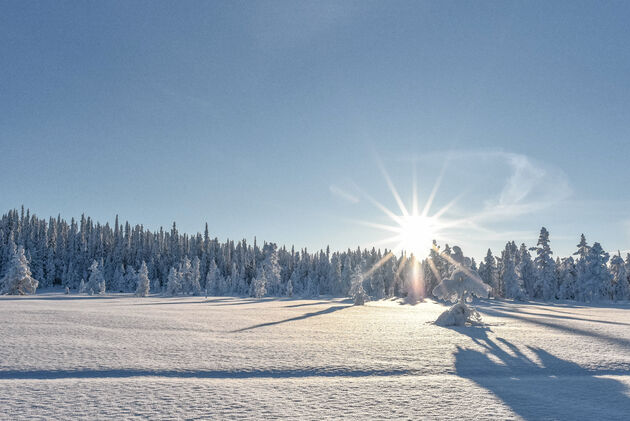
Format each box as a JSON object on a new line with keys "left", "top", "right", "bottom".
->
{"left": 610, "top": 252, "right": 629, "bottom": 301}
{"left": 78, "top": 278, "right": 86, "bottom": 294}
{"left": 1, "top": 245, "right": 38, "bottom": 295}
{"left": 189, "top": 256, "right": 202, "bottom": 295}
{"left": 557, "top": 257, "right": 577, "bottom": 300}
{"left": 261, "top": 244, "right": 281, "bottom": 296}
{"left": 501, "top": 243, "right": 525, "bottom": 300}
{"left": 205, "top": 260, "right": 221, "bottom": 296}
{"left": 112, "top": 263, "right": 126, "bottom": 293}
{"left": 585, "top": 242, "right": 611, "bottom": 301}
{"left": 572, "top": 234, "right": 590, "bottom": 301}
{"left": 125, "top": 266, "right": 137, "bottom": 292}
{"left": 532, "top": 227, "right": 557, "bottom": 301}
{"left": 166, "top": 267, "right": 181, "bottom": 296}
{"left": 432, "top": 249, "right": 491, "bottom": 326}
{"left": 178, "top": 257, "right": 193, "bottom": 295}
{"left": 285, "top": 273, "right": 294, "bottom": 297}
{"left": 517, "top": 243, "right": 536, "bottom": 299}
{"left": 250, "top": 271, "right": 267, "bottom": 299}
{"left": 479, "top": 249, "right": 499, "bottom": 297}
{"left": 87, "top": 260, "right": 106, "bottom": 295}
{"left": 349, "top": 266, "right": 368, "bottom": 305}
{"left": 135, "top": 261, "right": 150, "bottom": 297}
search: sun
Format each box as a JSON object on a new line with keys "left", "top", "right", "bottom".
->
{"left": 352, "top": 158, "right": 460, "bottom": 259}
{"left": 398, "top": 214, "right": 437, "bottom": 257}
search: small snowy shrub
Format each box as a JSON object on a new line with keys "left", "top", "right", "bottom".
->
{"left": 432, "top": 266, "right": 491, "bottom": 326}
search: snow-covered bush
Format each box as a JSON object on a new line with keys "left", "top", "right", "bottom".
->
{"left": 432, "top": 263, "right": 491, "bottom": 326}
{"left": 135, "top": 261, "right": 150, "bottom": 297}
{"left": 1, "top": 245, "right": 38, "bottom": 295}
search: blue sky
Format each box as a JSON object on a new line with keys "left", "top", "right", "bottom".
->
{"left": 1, "top": 1, "right": 629, "bottom": 259}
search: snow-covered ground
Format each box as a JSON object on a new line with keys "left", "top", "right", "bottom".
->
{"left": 1, "top": 294, "right": 630, "bottom": 420}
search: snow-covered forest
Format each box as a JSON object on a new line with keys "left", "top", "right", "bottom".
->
{"left": 1, "top": 207, "right": 629, "bottom": 302}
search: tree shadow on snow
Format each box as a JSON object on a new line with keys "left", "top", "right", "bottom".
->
{"left": 452, "top": 328, "right": 630, "bottom": 420}
{"left": 0, "top": 367, "right": 410, "bottom": 380}
{"left": 231, "top": 304, "right": 351, "bottom": 332}
{"left": 0, "top": 295, "right": 124, "bottom": 301}
{"left": 477, "top": 306, "right": 630, "bottom": 350}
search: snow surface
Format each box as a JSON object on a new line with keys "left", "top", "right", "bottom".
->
{"left": 1, "top": 293, "right": 630, "bottom": 420}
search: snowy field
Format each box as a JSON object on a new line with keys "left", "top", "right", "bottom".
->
{"left": 1, "top": 294, "right": 630, "bottom": 420}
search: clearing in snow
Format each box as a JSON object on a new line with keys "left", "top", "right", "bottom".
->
{"left": 1, "top": 294, "right": 630, "bottom": 420}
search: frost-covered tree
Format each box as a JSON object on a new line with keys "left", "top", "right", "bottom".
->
{"left": 501, "top": 243, "right": 524, "bottom": 300}
{"left": 581, "top": 242, "right": 610, "bottom": 302}
{"left": 261, "top": 244, "right": 281, "bottom": 296}
{"left": 517, "top": 244, "right": 536, "bottom": 299}
{"left": 557, "top": 257, "right": 577, "bottom": 300}
{"left": 78, "top": 278, "right": 86, "bottom": 294}
{"left": 1, "top": 245, "right": 38, "bottom": 295}
{"left": 205, "top": 260, "right": 222, "bottom": 296}
{"left": 610, "top": 252, "right": 629, "bottom": 301}
{"left": 432, "top": 249, "right": 491, "bottom": 326}
{"left": 479, "top": 249, "right": 498, "bottom": 296}
{"left": 87, "top": 260, "right": 105, "bottom": 295}
{"left": 285, "top": 272, "right": 294, "bottom": 297}
{"left": 125, "top": 266, "right": 137, "bottom": 293}
{"left": 135, "top": 261, "right": 150, "bottom": 297}
{"left": 166, "top": 267, "right": 181, "bottom": 296}
{"left": 189, "top": 256, "right": 202, "bottom": 295}
{"left": 112, "top": 263, "right": 126, "bottom": 293}
{"left": 349, "top": 266, "right": 368, "bottom": 305}
{"left": 532, "top": 227, "right": 556, "bottom": 300}
{"left": 250, "top": 271, "right": 267, "bottom": 299}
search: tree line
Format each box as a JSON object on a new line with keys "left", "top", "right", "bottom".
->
{"left": 1, "top": 207, "right": 629, "bottom": 302}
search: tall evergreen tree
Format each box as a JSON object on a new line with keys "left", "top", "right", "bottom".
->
{"left": 532, "top": 227, "right": 557, "bottom": 300}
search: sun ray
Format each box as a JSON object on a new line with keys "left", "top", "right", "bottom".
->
{"left": 355, "top": 186, "right": 404, "bottom": 226}
{"left": 376, "top": 156, "right": 409, "bottom": 217}
{"left": 412, "top": 160, "right": 419, "bottom": 216}
{"left": 362, "top": 251, "right": 395, "bottom": 279}
{"left": 370, "top": 235, "right": 405, "bottom": 248}
{"left": 427, "top": 256, "right": 441, "bottom": 284}
{"left": 421, "top": 158, "right": 450, "bottom": 217}
{"left": 395, "top": 254, "right": 408, "bottom": 277}
{"left": 431, "top": 194, "right": 462, "bottom": 219}
{"left": 350, "top": 220, "right": 402, "bottom": 234}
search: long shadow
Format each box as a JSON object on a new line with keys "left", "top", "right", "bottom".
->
{"left": 283, "top": 299, "right": 352, "bottom": 308}
{"left": 478, "top": 307, "right": 630, "bottom": 350}
{"left": 499, "top": 309, "right": 630, "bottom": 327}
{"left": 0, "top": 295, "right": 124, "bottom": 301}
{"left": 453, "top": 329, "right": 630, "bottom": 420}
{"left": 134, "top": 299, "right": 209, "bottom": 306}
{"left": 477, "top": 298, "right": 630, "bottom": 310}
{"left": 232, "top": 305, "right": 350, "bottom": 332}
{"left": 0, "top": 367, "right": 410, "bottom": 380}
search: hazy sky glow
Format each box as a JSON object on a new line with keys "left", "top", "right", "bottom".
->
{"left": 1, "top": 1, "right": 629, "bottom": 258}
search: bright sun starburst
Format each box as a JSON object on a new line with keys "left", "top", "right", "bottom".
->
{"left": 353, "top": 158, "right": 460, "bottom": 259}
